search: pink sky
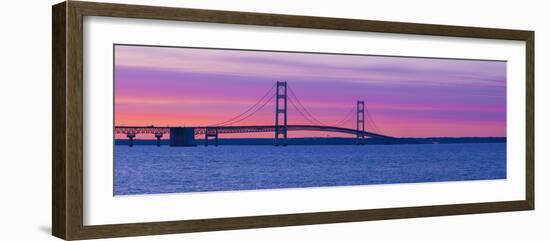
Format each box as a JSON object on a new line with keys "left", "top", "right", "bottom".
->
{"left": 114, "top": 45, "right": 506, "bottom": 138}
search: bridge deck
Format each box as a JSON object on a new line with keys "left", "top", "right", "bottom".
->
{"left": 115, "top": 125, "right": 393, "bottom": 139}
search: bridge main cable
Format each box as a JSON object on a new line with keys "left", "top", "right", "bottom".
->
{"left": 287, "top": 85, "right": 326, "bottom": 126}
{"left": 229, "top": 94, "right": 275, "bottom": 126}
{"left": 211, "top": 83, "right": 276, "bottom": 126}
{"left": 215, "top": 94, "right": 275, "bottom": 127}
{"left": 288, "top": 97, "right": 322, "bottom": 126}
{"left": 364, "top": 102, "right": 382, "bottom": 133}
{"left": 334, "top": 105, "right": 356, "bottom": 127}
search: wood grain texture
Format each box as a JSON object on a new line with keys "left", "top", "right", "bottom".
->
{"left": 52, "top": 2, "right": 67, "bottom": 239}
{"left": 525, "top": 32, "right": 535, "bottom": 209}
{"left": 51, "top": 1, "right": 535, "bottom": 240}
{"left": 66, "top": 1, "right": 85, "bottom": 240}
{"left": 74, "top": 201, "right": 530, "bottom": 240}
{"left": 71, "top": 1, "right": 533, "bottom": 40}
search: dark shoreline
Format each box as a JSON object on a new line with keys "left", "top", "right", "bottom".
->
{"left": 114, "top": 137, "right": 506, "bottom": 146}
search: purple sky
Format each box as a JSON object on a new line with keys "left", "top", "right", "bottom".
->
{"left": 114, "top": 45, "right": 506, "bottom": 138}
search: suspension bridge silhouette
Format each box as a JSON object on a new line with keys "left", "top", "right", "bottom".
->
{"left": 115, "top": 81, "right": 394, "bottom": 147}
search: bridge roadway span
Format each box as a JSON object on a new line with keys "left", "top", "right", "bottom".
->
{"left": 115, "top": 125, "right": 393, "bottom": 139}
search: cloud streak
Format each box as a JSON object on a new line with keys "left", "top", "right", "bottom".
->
{"left": 114, "top": 45, "right": 506, "bottom": 138}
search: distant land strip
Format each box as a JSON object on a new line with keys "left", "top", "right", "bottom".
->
{"left": 114, "top": 137, "right": 506, "bottom": 146}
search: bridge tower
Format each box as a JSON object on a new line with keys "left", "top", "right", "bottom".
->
{"left": 274, "top": 81, "right": 288, "bottom": 146}
{"left": 356, "top": 100, "right": 365, "bottom": 145}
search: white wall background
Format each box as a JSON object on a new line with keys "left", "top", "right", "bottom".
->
{"left": 0, "top": 0, "right": 547, "bottom": 240}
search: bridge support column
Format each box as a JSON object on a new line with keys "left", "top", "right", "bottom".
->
{"left": 126, "top": 132, "right": 136, "bottom": 147}
{"left": 356, "top": 101, "right": 365, "bottom": 145}
{"left": 274, "top": 81, "right": 288, "bottom": 146}
{"left": 154, "top": 132, "right": 163, "bottom": 147}
{"left": 204, "top": 128, "right": 219, "bottom": 147}
{"left": 169, "top": 127, "right": 196, "bottom": 147}
{"left": 215, "top": 130, "right": 219, "bottom": 146}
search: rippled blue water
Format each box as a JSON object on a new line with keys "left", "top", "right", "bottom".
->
{"left": 114, "top": 143, "right": 506, "bottom": 195}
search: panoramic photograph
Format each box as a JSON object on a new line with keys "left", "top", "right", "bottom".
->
{"left": 113, "top": 44, "right": 507, "bottom": 195}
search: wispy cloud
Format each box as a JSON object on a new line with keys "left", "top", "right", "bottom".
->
{"left": 115, "top": 45, "right": 506, "bottom": 87}
{"left": 114, "top": 45, "right": 507, "bottom": 137}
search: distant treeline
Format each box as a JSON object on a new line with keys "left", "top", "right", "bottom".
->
{"left": 115, "top": 137, "right": 506, "bottom": 146}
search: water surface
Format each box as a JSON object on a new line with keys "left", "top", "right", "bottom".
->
{"left": 114, "top": 143, "right": 506, "bottom": 195}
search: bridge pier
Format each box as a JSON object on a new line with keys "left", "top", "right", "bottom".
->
{"left": 126, "top": 132, "right": 136, "bottom": 147}
{"left": 169, "top": 127, "right": 196, "bottom": 146}
{"left": 204, "top": 127, "right": 219, "bottom": 147}
{"left": 154, "top": 132, "right": 163, "bottom": 147}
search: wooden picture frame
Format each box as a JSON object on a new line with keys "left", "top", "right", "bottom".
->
{"left": 52, "top": 1, "right": 534, "bottom": 240}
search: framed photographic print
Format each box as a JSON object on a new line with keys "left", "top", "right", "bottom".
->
{"left": 52, "top": 1, "right": 534, "bottom": 240}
